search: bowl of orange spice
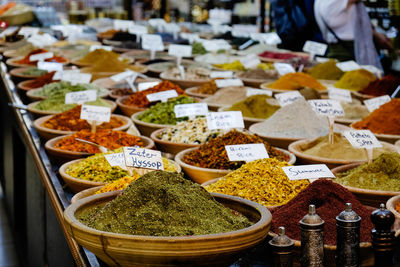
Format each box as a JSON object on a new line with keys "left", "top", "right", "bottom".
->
{"left": 33, "top": 106, "right": 132, "bottom": 140}
{"left": 6, "top": 48, "right": 68, "bottom": 69}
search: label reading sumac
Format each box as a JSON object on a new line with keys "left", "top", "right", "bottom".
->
{"left": 282, "top": 164, "right": 335, "bottom": 180}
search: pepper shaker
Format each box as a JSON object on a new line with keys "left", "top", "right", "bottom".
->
{"left": 371, "top": 203, "right": 396, "bottom": 267}
{"left": 269, "top": 226, "right": 294, "bottom": 267}
{"left": 336, "top": 203, "right": 361, "bottom": 267}
{"left": 300, "top": 204, "right": 325, "bottom": 267}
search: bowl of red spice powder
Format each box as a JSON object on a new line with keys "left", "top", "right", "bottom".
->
{"left": 17, "top": 72, "right": 59, "bottom": 93}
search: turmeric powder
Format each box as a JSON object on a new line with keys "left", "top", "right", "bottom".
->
{"left": 334, "top": 69, "right": 376, "bottom": 91}
{"left": 268, "top": 72, "right": 326, "bottom": 91}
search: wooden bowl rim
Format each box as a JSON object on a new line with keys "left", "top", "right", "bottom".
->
{"left": 6, "top": 56, "right": 69, "bottom": 68}
{"left": 26, "top": 87, "right": 110, "bottom": 101}
{"left": 150, "top": 127, "right": 201, "bottom": 149}
{"left": 131, "top": 110, "right": 172, "bottom": 129}
{"left": 185, "top": 86, "right": 212, "bottom": 99}
{"left": 116, "top": 95, "right": 147, "bottom": 112}
{"left": 70, "top": 56, "right": 134, "bottom": 67}
{"left": 159, "top": 71, "right": 212, "bottom": 84}
{"left": 10, "top": 67, "right": 49, "bottom": 79}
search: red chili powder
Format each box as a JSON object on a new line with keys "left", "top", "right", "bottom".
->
{"left": 271, "top": 179, "right": 374, "bottom": 245}
{"left": 358, "top": 74, "right": 400, "bottom": 96}
{"left": 25, "top": 71, "right": 59, "bottom": 89}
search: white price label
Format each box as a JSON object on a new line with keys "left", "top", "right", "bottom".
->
{"left": 89, "top": 45, "right": 113, "bottom": 52}
{"left": 273, "top": 63, "right": 296, "bottom": 76}
{"left": 206, "top": 111, "right": 244, "bottom": 130}
{"left": 114, "top": 19, "right": 134, "bottom": 31}
{"left": 303, "top": 41, "right": 328, "bottom": 56}
{"left": 138, "top": 81, "right": 160, "bottom": 91}
{"left": 0, "top": 27, "right": 18, "bottom": 37}
{"left": 328, "top": 87, "right": 352, "bottom": 103}
{"left": 201, "top": 39, "right": 231, "bottom": 52}
{"left": 308, "top": 99, "right": 344, "bottom": 117}
{"left": 129, "top": 25, "right": 148, "bottom": 35}
{"left": 210, "top": 71, "right": 233, "bottom": 78}
{"left": 30, "top": 52, "right": 54, "bottom": 62}
{"left": 53, "top": 69, "right": 80, "bottom": 80}
{"left": 62, "top": 72, "right": 92, "bottom": 85}
{"left": 240, "top": 54, "right": 261, "bottom": 69}
{"left": 104, "top": 152, "right": 125, "bottom": 167}
{"left": 215, "top": 79, "right": 243, "bottom": 88}
{"left": 146, "top": 90, "right": 178, "bottom": 102}
{"left": 250, "top": 32, "right": 281, "bottom": 45}
{"left": 65, "top": 90, "right": 97, "bottom": 104}
{"left": 19, "top": 27, "right": 39, "bottom": 37}
{"left": 336, "top": 61, "right": 361, "bottom": 72}
{"left": 123, "top": 147, "right": 164, "bottom": 170}
{"left": 275, "top": 91, "right": 303, "bottom": 106}
{"left": 282, "top": 164, "right": 335, "bottom": 180}
{"left": 180, "top": 33, "right": 199, "bottom": 44}
{"left": 80, "top": 105, "right": 111, "bottom": 123}
{"left": 174, "top": 103, "right": 208, "bottom": 118}
{"left": 142, "top": 34, "right": 164, "bottom": 51}
{"left": 110, "top": 70, "right": 137, "bottom": 82}
{"left": 364, "top": 95, "right": 391, "bottom": 112}
{"left": 246, "top": 88, "right": 273, "bottom": 97}
{"left": 37, "top": 62, "right": 63, "bottom": 72}
{"left": 168, "top": 44, "right": 192, "bottom": 58}
{"left": 342, "top": 130, "right": 382, "bottom": 149}
{"left": 225, "top": 143, "right": 269, "bottom": 162}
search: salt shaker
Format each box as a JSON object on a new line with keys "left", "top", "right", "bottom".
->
{"left": 336, "top": 203, "right": 361, "bottom": 267}
{"left": 300, "top": 204, "right": 325, "bottom": 267}
{"left": 269, "top": 226, "right": 294, "bottom": 267}
{"left": 371, "top": 203, "right": 396, "bottom": 267}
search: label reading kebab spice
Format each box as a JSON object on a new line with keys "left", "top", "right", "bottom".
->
{"left": 342, "top": 130, "right": 382, "bottom": 149}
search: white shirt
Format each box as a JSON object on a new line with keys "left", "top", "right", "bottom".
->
{"left": 314, "top": 0, "right": 357, "bottom": 43}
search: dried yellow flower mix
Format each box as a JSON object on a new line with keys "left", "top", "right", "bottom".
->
{"left": 95, "top": 176, "right": 139, "bottom": 194}
{"left": 205, "top": 158, "right": 309, "bottom": 207}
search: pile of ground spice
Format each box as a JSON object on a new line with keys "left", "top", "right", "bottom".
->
{"left": 205, "top": 158, "right": 309, "bottom": 207}
{"left": 258, "top": 51, "right": 301, "bottom": 60}
{"left": 82, "top": 53, "right": 142, "bottom": 73}
{"left": 54, "top": 130, "right": 143, "bottom": 153}
{"left": 15, "top": 49, "right": 67, "bottom": 65}
{"left": 194, "top": 79, "right": 219, "bottom": 95}
{"left": 353, "top": 99, "right": 400, "bottom": 135}
{"left": 308, "top": 60, "right": 344, "bottom": 80}
{"left": 78, "top": 49, "right": 122, "bottom": 65}
{"left": 202, "top": 86, "right": 247, "bottom": 107}
{"left": 268, "top": 72, "right": 326, "bottom": 91}
{"left": 359, "top": 74, "right": 400, "bottom": 96}
{"left": 236, "top": 69, "right": 278, "bottom": 80}
{"left": 335, "top": 152, "right": 400, "bottom": 191}
{"left": 77, "top": 171, "right": 253, "bottom": 236}
{"left": 272, "top": 179, "right": 374, "bottom": 245}
{"left": 182, "top": 130, "right": 289, "bottom": 170}
{"left": 334, "top": 69, "right": 376, "bottom": 91}
{"left": 24, "top": 71, "right": 58, "bottom": 89}
{"left": 227, "top": 95, "right": 280, "bottom": 119}
{"left": 41, "top": 106, "right": 124, "bottom": 131}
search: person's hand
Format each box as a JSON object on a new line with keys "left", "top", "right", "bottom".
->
{"left": 373, "top": 31, "right": 393, "bottom": 51}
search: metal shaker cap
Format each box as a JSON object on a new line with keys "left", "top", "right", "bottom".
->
{"left": 269, "top": 227, "right": 294, "bottom": 247}
{"left": 336, "top": 203, "right": 361, "bottom": 226}
{"left": 300, "top": 204, "right": 324, "bottom": 228}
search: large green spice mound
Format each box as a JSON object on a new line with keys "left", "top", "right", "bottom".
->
{"left": 335, "top": 152, "right": 400, "bottom": 191}
{"left": 78, "top": 171, "right": 253, "bottom": 236}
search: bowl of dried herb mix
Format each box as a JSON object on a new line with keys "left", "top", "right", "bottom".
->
{"left": 63, "top": 171, "right": 271, "bottom": 266}
{"left": 9, "top": 67, "right": 49, "bottom": 81}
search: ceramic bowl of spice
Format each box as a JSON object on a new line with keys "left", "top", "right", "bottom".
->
{"left": 33, "top": 106, "right": 132, "bottom": 140}
{"left": 288, "top": 133, "right": 398, "bottom": 169}
{"left": 60, "top": 155, "right": 180, "bottom": 193}
{"left": 270, "top": 179, "right": 373, "bottom": 267}
{"left": 386, "top": 195, "right": 400, "bottom": 233}
{"left": 201, "top": 86, "right": 248, "bottom": 111}
{"left": 185, "top": 79, "right": 221, "bottom": 99}
{"left": 160, "top": 67, "right": 212, "bottom": 89}
{"left": 45, "top": 130, "right": 154, "bottom": 162}
{"left": 9, "top": 67, "right": 49, "bottom": 82}
{"left": 174, "top": 130, "right": 295, "bottom": 184}
{"left": 331, "top": 153, "right": 400, "bottom": 208}
{"left": 6, "top": 54, "right": 68, "bottom": 69}
{"left": 235, "top": 69, "right": 278, "bottom": 88}
{"left": 16, "top": 71, "right": 59, "bottom": 93}
{"left": 334, "top": 102, "right": 370, "bottom": 126}
{"left": 131, "top": 111, "right": 171, "bottom": 137}
{"left": 260, "top": 72, "right": 327, "bottom": 93}
{"left": 70, "top": 48, "right": 134, "bottom": 67}
{"left": 63, "top": 171, "right": 272, "bottom": 267}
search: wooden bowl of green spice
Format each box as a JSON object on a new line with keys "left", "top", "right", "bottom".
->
{"left": 63, "top": 190, "right": 272, "bottom": 267}
{"left": 131, "top": 111, "right": 172, "bottom": 137}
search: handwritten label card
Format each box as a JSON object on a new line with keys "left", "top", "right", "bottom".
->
{"left": 308, "top": 99, "right": 344, "bottom": 117}
{"left": 62, "top": 72, "right": 92, "bottom": 85}
{"left": 275, "top": 91, "right": 303, "bottom": 106}
{"left": 142, "top": 34, "right": 164, "bottom": 51}
{"left": 174, "top": 103, "right": 208, "bottom": 118}
{"left": 364, "top": 95, "right": 391, "bottom": 112}
{"left": 129, "top": 25, "right": 148, "bottom": 35}
{"left": 110, "top": 70, "right": 137, "bottom": 82}
{"left": 273, "top": 62, "right": 296, "bottom": 76}
{"left": 206, "top": 111, "right": 244, "bottom": 130}
{"left": 246, "top": 88, "right": 273, "bottom": 97}
{"left": 180, "top": 32, "right": 199, "bottom": 44}
{"left": 65, "top": 90, "right": 97, "bottom": 104}
{"left": 215, "top": 79, "right": 243, "bottom": 88}
{"left": 146, "top": 90, "right": 178, "bottom": 102}
{"left": 225, "top": 143, "right": 269, "bottom": 162}
{"left": 37, "top": 62, "right": 63, "bottom": 72}
{"left": 104, "top": 152, "right": 125, "bottom": 167}
{"left": 168, "top": 44, "right": 192, "bottom": 58}
{"left": 89, "top": 45, "right": 113, "bottom": 52}
{"left": 240, "top": 54, "right": 261, "bottom": 69}
{"left": 303, "top": 41, "right": 328, "bottom": 56}
{"left": 328, "top": 87, "right": 352, "bottom": 103}
{"left": 123, "top": 147, "right": 164, "bottom": 170}
{"left": 138, "top": 81, "right": 160, "bottom": 91}
{"left": 210, "top": 71, "right": 233, "bottom": 78}
{"left": 282, "top": 164, "right": 335, "bottom": 180}
{"left": 342, "top": 130, "right": 382, "bottom": 149}
{"left": 30, "top": 52, "right": 54, "bottom": 62}
{"left": 336, "top": 60, "right": 361, "bottom": 72}
{"left": 19, "top": 27, "right": 39, "bottom": 37}
{"left": 80, "top": 105, "right": 111, "bottom": 123}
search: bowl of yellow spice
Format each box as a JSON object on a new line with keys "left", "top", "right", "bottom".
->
{"left": 260, "top": 72, "right": 327, "bottom": 94}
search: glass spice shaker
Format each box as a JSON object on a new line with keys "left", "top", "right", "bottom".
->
{"left": 336, "top": 203, "right": 361, "bottom": 267}
{"left": 300, "top": 204, "right": 325, "bottom": 267}
{"left": 269, "top": 226, "right": 294, "bottom": 267}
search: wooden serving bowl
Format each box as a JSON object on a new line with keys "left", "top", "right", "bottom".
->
{"left": 185, "top": 86, "right": 212, "bottom": 99}
{"left": 116, "top": 96, "right": 146, "bottom": 117}
{"left": 288, "top": 138, "right": 398, "bottom": 169}
{"left": 33, "top": 114, "right": 132, "bottom": 140}
{"left": 71, "top": 186, "right": 102, "bottom": 203}
{"left": 60, "top": 157, "right": 180, "bottom": 193}
{"left": 63, "top": 191, "right": 272, "bottom": 267}
{"left": 27, "top": 99, "right": 117, "bottom": 118}
{"left": 386, "top": 195, "right": 400, "bottom": 233}
{"left": 150, "top": 127, "right": 200, "bottom": 156}
{"left": 46, "top": 134, "right": 154, "bottom": 164}
{"left": 159, "top": 71, "right": 212, "bottom": 89}
{"left": 92, "top": 77, "right": 161, "bottom": 92}
{"left": 17, "top": 79, "right": 54, "bottom": 93}
{"left": 332, "top": 163, "right": 400, "bottom": 208}
{"left": 175, "top": 147, "right": 296, "bottom": 184}
{"left": 9, "top": 67, "right": 48, "bottom": 84}
{"left": 6, "top": 56, "right": 69, "bottom": 69}
{"left": 350, "top": 122, "right": 400, "bottom": 144}
{"left": 131, "top": 111, "right": 172, "bottom": 137}
{"left": 26, "top": 87, "right": 110, "bottom": 102}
